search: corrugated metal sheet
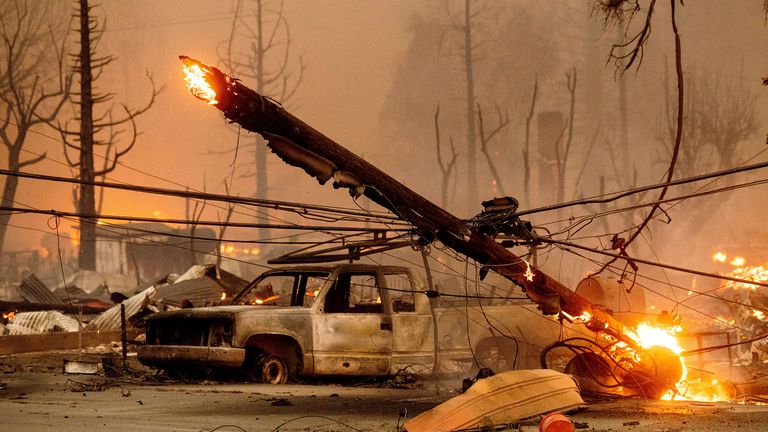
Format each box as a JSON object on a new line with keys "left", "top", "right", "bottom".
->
{"left": 175, "top": 265, "right": 247, "bottom": 290}
{"left": 58, "top": 271, "right": 135, "bottom": 294}
{"left": 155, "top": 278, "right": 230, "bottom": 308}
{"left": 85, "top": 286, "right": 157, "bottom": 332}
{"left": 5, "top": 311, "right": 81, "bottom": 335}
{"left": 19, "top": 274, "right": 62, "bottom": 304}
{"left": 175, "top": 264, "right": 217, "bottom": 282}
{"left": 155, "top": 265, "right": 247, "bottom": 307}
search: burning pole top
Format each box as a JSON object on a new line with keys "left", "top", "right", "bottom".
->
{"left": 178, "top": 55, "right": 637, "bottom": 347}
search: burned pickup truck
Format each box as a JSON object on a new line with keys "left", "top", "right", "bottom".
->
{"left": 137, "top": 263, "right": 562, "bottom": 383}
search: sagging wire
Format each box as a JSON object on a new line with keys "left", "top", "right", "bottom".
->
{"left": 541, "top": 237, "right": 768, "bottom": 290}
{"left": 515, "top": 153, "right": 768, "bottom": 219}
{"left": 8, "top": 144, "right": 404, "bottom": 228}
{"left": 554, "top": 242, "right": 759, "bottom": 332}
{"left": 471, "top": 259, "right": 520, "bottom": 371}
{"left": 48, "top": 213, "right": 82, "bottom": 329}
{"left": 463, "top": 257, "right": 479, "bottom": 369}
{"left": 268, "top": 415, "right": 363, "bottom": 432}
{"left": 362, "top": 244, "right": 602, "bottom": 343}
{"left": 534, "top": 173, "right": 768, "bottom": 241}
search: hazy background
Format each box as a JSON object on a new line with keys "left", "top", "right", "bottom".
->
{"left": 5, "top": 0, "right": 767, "bottom": 314}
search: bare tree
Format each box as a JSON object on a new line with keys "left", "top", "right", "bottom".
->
{"left": 53, "top": 0, "right": 161, "bottom": 271}
{"left": 218, "top": 0, "right": 306, "bottom": 244}
{"left": 0, "top": 1, "right": 72, "bottom": 260}
{"left": 657, "top": 64, "right": 757, "bottom": 179}
{"left": 462, "top": 0, "right": 479, "bottom": 211}
{"left": 216, "top": 182, "right": 236, "bottom": 269}
{"left": 477, "top": 103, "right": 510, "bottom": 196}
{"left": 186, "top": 194, "right": 206, "bottom": 269}
{"left": 555, "top": 68, "right": 577, "bottom": 204}
{"left": 433, "top": 105, "right": 459, "bottom": 209}
{"left": 522, "top": 78, "right": 538, "bottom": 204}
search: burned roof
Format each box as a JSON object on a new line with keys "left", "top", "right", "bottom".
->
{"left": 19, "top": 274, "right": 62, "bottom": 305}
{"left": 4, "top": 310, "right": 81, "bottom": 335}
{"left": 84, "top": 287, "right": 157, "bottom": 332}
{"left": 154, "top": 265, "right": 248, "bottom": 308}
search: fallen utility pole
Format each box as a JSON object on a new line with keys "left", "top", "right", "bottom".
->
{"left": 178, "top": 55, "right": 635, "bottom": 347}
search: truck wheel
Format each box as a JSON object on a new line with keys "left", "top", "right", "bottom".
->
{"left": 256, "top": 354, "right": 289, "bottom": 384}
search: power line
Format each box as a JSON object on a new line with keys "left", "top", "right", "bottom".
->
{"left": 0, "top": 205, "right": 406, "bottom": 234}
{"left": 538, "top": 175, "right": 768, "bottom": 239}
{"left": 13, "top": 124, "right": 400, "bottom": 233}
{"left": 0, "top": 169, "right": 402, "bottom": 223}
{"left": 516, "top": 159, "right": 768, "bottom": 217}
{"left": 543, "top": 237, "right": 768, "bottom": 289}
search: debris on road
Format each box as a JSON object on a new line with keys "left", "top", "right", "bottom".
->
{"left": 404, "top": 369, "right": 584, "bottom": 432}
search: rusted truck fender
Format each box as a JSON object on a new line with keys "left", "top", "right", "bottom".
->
{"left": 241, "top": 331, "right": 309, "bottom": 376}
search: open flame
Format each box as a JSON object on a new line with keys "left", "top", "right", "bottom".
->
{"left": 523, "top": 259, "right": 534, "bottom": 282}
{"left": 713, "top": 251, "right": 768, "bottom": 290}
{"left": 181, "top": 59, "right": 218, "bottom": 105}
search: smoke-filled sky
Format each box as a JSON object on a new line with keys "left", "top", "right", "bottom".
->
{"left": 5, "top": 0, "right": 768, "bottom": 297}
{"left": 13, "top": 0, "right": 420, "bottom": 249}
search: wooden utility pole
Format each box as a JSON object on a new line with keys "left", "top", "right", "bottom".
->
{"left": 179, "top": 56, "right": 636, "bottom": 347}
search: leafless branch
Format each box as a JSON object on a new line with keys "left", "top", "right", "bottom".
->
{"left": 477, "top": 102, "right": 510, "bottom": 195}
{"left": 593, "top": 0, "right": 657, "bottom": 74}
{"left": 523, "top": 77, "right": 538, "bottom": 204}
{"left": 434, "top": 104, "right": 459, "bottom": 208}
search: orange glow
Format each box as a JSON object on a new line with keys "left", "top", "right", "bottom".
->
{"left": 754, "top": 310, "right": 765, "bottom": 320}
{"left": 622, "top": 321, "right": 732, "bottom": 401}
{"left": 562, "top": 310, "right": 592, "bottom": 324}
{"left": 624, "top": 321, "right": 688, "bottom": 400}
{"left": 2, "top": 311, "right": 15, "bottom": 320}
{"left": 719, "top": 253, "right": 768, "bottom": 290}
{"left": 220, "top": 292, "right": 227, "bottom": 301}
{"left": 523, "top": 259, "right": 534, "bottom": 282}
{"left": 182, "top": 62, "right": 218, "bottom": 105}
{"left": 39, "top": 248, "right": 49, "bottom": 258}
{"left": 713, "top": 251, "right": 727, "bottom": 263}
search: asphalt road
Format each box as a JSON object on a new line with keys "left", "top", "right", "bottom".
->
{"left": 4, "top": 353, "right": 768, "bottom": 431}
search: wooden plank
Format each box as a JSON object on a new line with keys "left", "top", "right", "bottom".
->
{"left": 0, "top": 329, "right": 141, "bottom": 355}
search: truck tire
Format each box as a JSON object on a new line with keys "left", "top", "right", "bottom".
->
{"left": 245, "top": 349, "right": 289, "bottom": 384}
{"left": 258, "top": 354, "right": 289, "bottom": 384}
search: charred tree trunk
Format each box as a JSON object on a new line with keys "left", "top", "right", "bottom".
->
{"left": 78, "top": 0, "right": 97, "bottom": 271}
{"left": 463, "top": 0, "right": 478, "bottom": 214}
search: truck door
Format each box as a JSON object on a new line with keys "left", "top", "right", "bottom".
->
{"left": 313, "top": 271, "right": 392, "bottom": 375}
{"left": 384, "top": 271, "right": 435, "bottom": 374}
